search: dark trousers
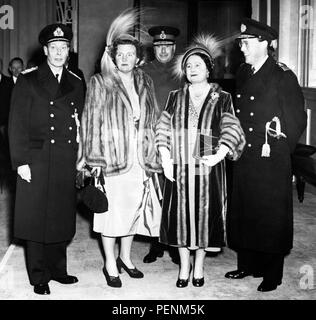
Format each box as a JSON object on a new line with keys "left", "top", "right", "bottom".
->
{"left": 150, "top": 172, "right": 178, "bottom": 259}
{"left": 237, "top": 249, "right": 284, "bottom": 285}
{"left": 149, "top": 237, "right": 178, "bottom": 258}
{"left": 26, "top": 240, "right": 68, "bottom": 285}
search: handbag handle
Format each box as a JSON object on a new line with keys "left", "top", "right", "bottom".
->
{"left": 84, "top": 164, "right": 106, "bottom": 192}
{"left": 92, "top": 172, "right": 106, "bottom": 194}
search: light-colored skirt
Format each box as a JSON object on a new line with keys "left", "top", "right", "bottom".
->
{"left": 93, "top": 139, "right": 161, "bottom": 238}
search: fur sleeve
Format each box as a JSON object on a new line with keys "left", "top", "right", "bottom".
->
{"left": 218, "top": 95, "right": 246, "bottom": 161}
{"left": 155, "top": 91, "right": 177, "bottom": 151}
{"left": 155, "top": 110, "right": 172, "bottom": 151}
{"left": 76, "top": 75, "right": 102, "bottom": 169}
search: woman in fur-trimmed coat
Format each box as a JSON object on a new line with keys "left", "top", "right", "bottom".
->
{"left": 77, "top": 10, "right": 162, "bottom": 288}
{"left": 156, "top": 35, "right": 246, "bottom": 288}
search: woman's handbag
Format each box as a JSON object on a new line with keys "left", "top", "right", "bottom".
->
{"left": 80, "top": 171, "right": 108, "bottom": 213}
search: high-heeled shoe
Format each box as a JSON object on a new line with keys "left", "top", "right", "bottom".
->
{"left": 192, "top": 277, "right": 205, "bottom": 287}
{"left": 116, "top": 257, "right": 144, "bottom": 278}
{"left": 102, "top": 267, "right": 122, "bottom": 288}
{"left": 176, "top": 264, "right": 192, "bottom": 288}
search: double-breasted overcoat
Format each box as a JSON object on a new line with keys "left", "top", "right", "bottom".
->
{"left": 9, "top": 62, "right": 84, "bottom": 243}
{"left": 228, "top": 57, "right": 306, "bottom": 254}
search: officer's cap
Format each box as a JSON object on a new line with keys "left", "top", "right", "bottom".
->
{"left": 237, "top": 18, "right": 278, "bottom": 42}
{"left": 39, "top": 24, "right": 73, "bottom": 46}
{"left": 148, "top": 26, "right": 180, "bottom": 45}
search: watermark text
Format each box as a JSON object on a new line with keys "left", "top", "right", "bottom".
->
{"left": 0, "top": 5, "right": 14, "bottom": 29}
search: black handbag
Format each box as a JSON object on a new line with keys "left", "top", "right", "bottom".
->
{"left": 80, "top": 171, "right": 108, "bottom": 213}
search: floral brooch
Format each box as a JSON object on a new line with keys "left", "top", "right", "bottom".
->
{"left": 211, "top": 92, "right": 219, "bottom": 101}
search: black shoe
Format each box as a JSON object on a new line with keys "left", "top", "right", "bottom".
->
{"left": 192, "top": 277, "right": 205, "bottom": 287}
{"left": 257, "top": 280, "right": 281, "bottom": 292}
{"left": 102, "top": 267, "right": 122, "bottom": 288}
{"left": 176, "top": 265, "right": 192, "bottom": 288}
{"left": 176, "top": 278, "right": 189, "bottom": 288}
{"left": 51, "top": 275, "right": 78, "bottom": 284}
{"left": 225, "top": 270, "right": 252, "bottom": 279}
{"left": 143, "top": 250, "right": 163, "bottom": 263}
{"left": 117, "top": 257, "right": 144, "bottom": 278}
{"left": 34, "top": 283, "right": 50, "bottom": 295}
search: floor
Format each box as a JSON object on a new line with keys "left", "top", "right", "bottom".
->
{"left": 0, "top": 183, "right": 315, "bottom": 300}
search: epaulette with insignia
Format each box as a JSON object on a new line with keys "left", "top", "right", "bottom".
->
{"left": 68, "top": 69, "right": 82, "bottom": 81}
{"left": 21, "top": 66, "right": 38, "bottom": 74}
{"left": 277, "top": 62, "right": 291, "bottom": 72}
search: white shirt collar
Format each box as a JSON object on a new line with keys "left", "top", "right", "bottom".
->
{"left": 47, "top": 64, "right": 63, "bottom": 83}
{"left": 252, "top": 55, "right": 269, "bottom": 74}
{"left": 13, "top": 76, "right": 18, "bottom": 84}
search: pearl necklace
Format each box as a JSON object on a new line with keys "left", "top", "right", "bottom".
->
{"left": 189, "top": 84, "right": 210, "bottom": 128}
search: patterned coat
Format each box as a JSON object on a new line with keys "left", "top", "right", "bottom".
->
{"left": 156, "top": 83, "right": 245, "bottom": 248}
{"left": 77, "top": 68, "right": 162, "bottom": 176}
{"left": 227, "top": 57, "right": 307, "bottom": 254}
{"left": 9, "top": 63, "right": 85, "bottom": 243}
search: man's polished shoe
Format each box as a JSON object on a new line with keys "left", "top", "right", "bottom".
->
{"left": 257, "top": 280, "right": 281, "bottom": 292}
{"left": 192, "top": 277, "right": 205, "bottom": 287}
{"left": 225, "top": 270, "right": 252, "bottom": 279}
{"left": 51, "top": 275, "right": 78, "bottom": 284}
{"left": 143, "top": 250, "right": 164, "bottom": 263}
{"left": 34, "top": 283, "right": 50, "bottom": 295}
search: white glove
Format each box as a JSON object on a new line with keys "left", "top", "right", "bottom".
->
{"left": 17, "top": 164, "right": 31, "bottom": 183}
{"left": 159, "top": 147, "right": 174, "bottom": 182}
{"left": 200, "top": 144, "right": 230, "bottom": 167}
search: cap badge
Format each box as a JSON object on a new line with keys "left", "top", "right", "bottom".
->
{"left": 160, "top": 31, "right": 166, "bottom": 40}
{"left": 241, "top": 24, "right": 247, "bottom": 33}
{"left": 54, "top": 27, "right": 64, "bottom": 37}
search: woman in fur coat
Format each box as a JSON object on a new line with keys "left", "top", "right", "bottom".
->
{"left": 77, "top": 10, "right": 162, "bottom": 288}
{"left": 156, "top": 35, "right": 246, "bottom": 288}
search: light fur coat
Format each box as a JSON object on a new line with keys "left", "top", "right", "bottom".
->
{"left": 77, "top": 68, "right": 162, "bottom": 176}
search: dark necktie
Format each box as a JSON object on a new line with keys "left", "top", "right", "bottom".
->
{"left": 55, "top": 74, "right": 59, "bottom": 83}
{"left": 251, "top": 67, "right": 255, "bottom": 75}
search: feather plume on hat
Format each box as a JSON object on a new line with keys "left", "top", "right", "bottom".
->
{"left": 173, "top": 34, "right": 224, "bottom": 80}
{"left": 100, "top": 8, "right": 143, "bottom": 87}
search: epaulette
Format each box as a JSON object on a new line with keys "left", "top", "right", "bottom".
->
{"left": 21, "top": 66, "right": 38, "bottom": 74}
{"left": 277, "top": 62, "right": 291, "bottom": 72}
{"left": 68, "top": 69, "right": 82, "bottom": 81}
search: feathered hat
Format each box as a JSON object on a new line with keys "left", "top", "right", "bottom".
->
{"left": 173, "top": 34, "right": 224, "bottom": 79}
{"left": 100, "top": 8, "right": 144, "bottom": 86}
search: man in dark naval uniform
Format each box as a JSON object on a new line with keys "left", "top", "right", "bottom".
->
{"left": 9, "top": 24, "right": 84, "bottom": 295}
{"left": 225, "top": 19, "right": 307, "bottom": 292}
{"left": 142, "top": 26, "right": 180, "bottom": 264}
